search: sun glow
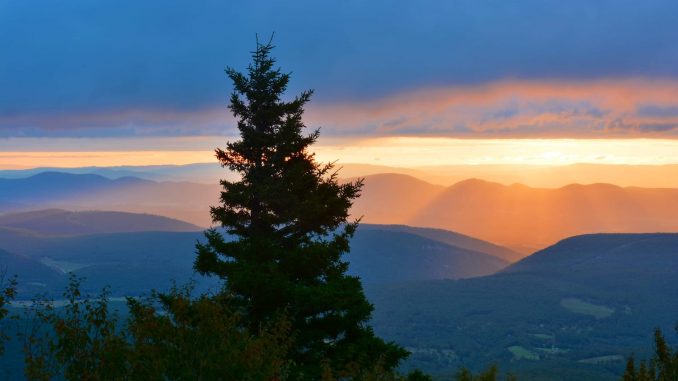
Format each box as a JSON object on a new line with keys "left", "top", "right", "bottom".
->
{"left": 313, "top": 137, "right": 678, "bottom": 167}
{"left": 3, "top": 137, "right": 678, "bottom": 170}
{"left": 0, "top": 150, "right": 214, "bottom": 169}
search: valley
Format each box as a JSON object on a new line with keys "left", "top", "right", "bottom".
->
{"left": 1, "top": 169, "right": 677, "bottom": 380}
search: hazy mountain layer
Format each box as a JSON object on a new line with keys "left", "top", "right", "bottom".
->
{"left": 0, "top": 218, "right": 509, "bottom": 297}
{"left": 3, "top": 171, "right": 678, "bottom": 254}
{"left": 360, "top": 224, "right": 521, "bottom": 263}
{"left": 348, "top": 229, "right": 508, "bottom": 283}
{"left": 355, "top": 175, "right": 678, "bottom": 252}
{"left": 0, "top": 209, "right": 202, "bottom": 235}
{"left": 0, "top": 172, "right": 219, "bottom": 226}
{"left": 4, "top": 163, "right": 678, "bottom": 188}
{"left": 349, "top": 173, "right": 445, "bottom": 223}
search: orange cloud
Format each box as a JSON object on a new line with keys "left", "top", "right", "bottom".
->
{"left": 305, "top": 79, "right": 678, "bottom": 138}
{"left": 3, "top": 79, "right": 678, "bottom": 139}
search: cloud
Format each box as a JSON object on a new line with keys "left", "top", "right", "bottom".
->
{"left": 0, "top": 108, "right": 237, "bottom": 137}
{"left": 3, "top": 79, "right": 678, "bottom": 139}
{"left": 2, "top": 0, "right": 678, "bottom": 120}
{"left": 304, "top": 79, "right": 678, "bottom": 138}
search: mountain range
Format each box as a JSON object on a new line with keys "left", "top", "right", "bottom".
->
{"left": 356, "top": 174, "right": 678, "bottom": 252}
{"left": 0, "top": 210, "right": 513, "bottom": 297}
{"left": 0, "top": 172, "right": 219, "bottom": 226}
{"left": 0, "top": 209, "right": 201, "bottom": 235}
{"left": 2, "top": 210, "right": 675, "bottom": 380}
{"left": 3, "top": 171, "right": 678, "bottom": 254}
{"left": 367, "top": 233, "right": 678, "bottom": 380}
{"left": 4, "top": 163, "right": 678, "bottom": 188}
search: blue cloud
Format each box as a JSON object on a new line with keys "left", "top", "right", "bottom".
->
{"left": 637, "top": 105, "right": 678, "bottom": 118}
{"left": 1, "top": 0, "right": 678, "bottom": 136}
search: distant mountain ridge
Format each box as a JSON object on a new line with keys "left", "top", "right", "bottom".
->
{"left": 367, "top": 232, "right": 678, "bottom": 380}
{"left": 0, "top": 210, "right": 511, "bottom": 296}
{"left": 0, "top": 172, "right": 219, "bottom": 226}
{"left": 5, "top": 163, "right": 678, "bottom": 188}
{"left": 360, "top": 224, "right": 520, "bottom": 263}
{"left": 349, "top": 173, "right": 444, "bottom": 223}
{"left": 0, "top": 209, "right": 202, "bottom": 235}
{"left": 504, "top": 232, "right": 678, "bottom": 277}
{"left": 0, "top": 172, "right": 152, "bottom": 201}
{"left": 356, "top": 174, "right": 678, "bottom": 252}
{"left": 348, "top": 228, "right": 508, "bottom": 283}
{"left": 3, "top": 171, "right": 678, "bottom": 255}
{"left": 0, "top": 164, "right": 229, "bottom": 183}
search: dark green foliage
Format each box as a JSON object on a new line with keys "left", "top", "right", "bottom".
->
{"left": 125, "top": 285, "right": 291, "bottom": 380}
{"left": 194, "top": 38, "right": 407, "bottom": 377}
{"left": 22, "top": 277, "right": 292, "bottom": 380}
{"left": 623, "top": 358, "right": 636, "bottom": 381}
{"left": 406, "top": 369, "right": 434, "bottom": 381}
{"left": 0, "top": 271, "right": 17, "bottom": 356}
{"left": 622, "top": 327, "right": 678, "bottom": 381}
{"left": 454, "top": 365, "right": 508, "bottom": 381}
{"left": 23, "top": 275, "right": 130, "bottom": 380}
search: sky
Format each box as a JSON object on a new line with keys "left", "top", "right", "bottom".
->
{"left": 2, "top": 0, "right": 678, "bottom": 169}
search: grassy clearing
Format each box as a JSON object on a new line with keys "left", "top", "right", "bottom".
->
{"left": 529, "top": 333, "right": 554, "bottom": 340}
{"left": 40, "top": 257, "right": 90, "bottom": 273}
{"left": 560, "top": 297, "right": 614, "bottom": 319}
{"left": 536, "top": 347, "right": 569, "bottom": 355}
{"left": 578, "top": 355, "right": 624, "bottom": 364}
{"left": 508, "top": 345, "right": 540, "bottom": 360}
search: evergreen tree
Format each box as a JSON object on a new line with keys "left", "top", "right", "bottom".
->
{"left": 194, "top": 38, "right": 407, "bottom": 378}
{"left": 621, "top": 327, "right": 678, "bottom": 381}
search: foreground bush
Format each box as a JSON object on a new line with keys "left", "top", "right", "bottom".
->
{"left": 23, "top": 276, "right": 290, "bottom": 380}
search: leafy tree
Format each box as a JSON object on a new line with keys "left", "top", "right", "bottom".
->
{"left": 454, "top": 365, "right": 518, "bottom": 381}
{"left": 23, "top": 275, "right": 130, "bottom": 381}
{"left": 405, "top": 369, "right": 434, "bottom": 381}
{"left": 125, "top": 284, "right": 291, "bottom": 380}
{"left": 23, "top": 277, "right": 292, "bottom": 381}
{"left": 194, "top": 37, "right": 407, "bottom": 377}
{"left": 0, "top": 271, "right": 17, "bottom": 356}
{"left": 622, "top": 326, "right": 678, "bottom": 381}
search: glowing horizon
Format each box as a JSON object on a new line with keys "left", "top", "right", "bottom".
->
{"left": 3, "top": 137, "right": 678, "bottom": 170}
